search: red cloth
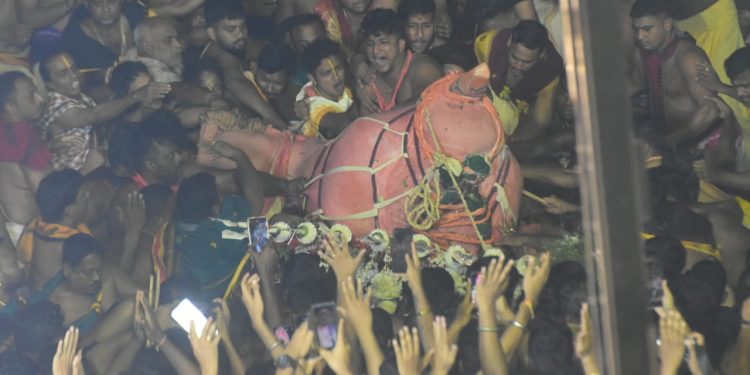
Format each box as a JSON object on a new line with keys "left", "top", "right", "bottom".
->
{"left": 0, "top": 120, "right": 52, "bottom": 171}
{"left": 639, "top": 35, "right": 683, "bottom": 117}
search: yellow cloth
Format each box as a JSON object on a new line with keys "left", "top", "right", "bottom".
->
{"left": 676, "top": 0, "right": 744, "bottom": 83}
{"left": 295, "top": 81, "right": 353, "bottom": 138}
{"left": 474, "top": 29, "right": 559, "bottom": 136}
{"left": 641, "top": 233, "right": 721, "bottom": 260}
{"left": 736, "top": 196, "right": 750, "bottom": 230}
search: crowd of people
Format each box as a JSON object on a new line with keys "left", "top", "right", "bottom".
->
{"left": 0, "top": 0, "right": 749, "bottom": 373}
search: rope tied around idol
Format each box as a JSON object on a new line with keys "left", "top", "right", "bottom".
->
{"left": 404, "top": 109, "right": 489, "bottom": 250}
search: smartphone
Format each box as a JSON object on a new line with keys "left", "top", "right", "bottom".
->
{"left": 248, "top": 216, "right": 269, "bottom": 253}
{"left": 309, "top": 302, "right": 339, "bottom": 350}
{"left": 171, "top": 298, "right": 209, "bottom": 337}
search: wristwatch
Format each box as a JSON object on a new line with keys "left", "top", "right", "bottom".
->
{"left": 275, "top": 354, "right": 299, "bottom": 369}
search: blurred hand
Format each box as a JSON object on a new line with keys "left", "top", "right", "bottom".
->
{"left": 522, "top": 252, "right": 551, "bottom": 304}
{"left": 394, "top": 327, "right": 425, "bottom": 375}
{"left": 135, "top": 82, "right": 172, "bottom": 102}
{"left": 189, "top": 318, "right": 221, "bottom": 375}
{"left": 137, "top": 290, "right": 166, "bottom": 344}
{"left": 239, "top": 273, "right": 265, "bottom": 326}
{"left": 122, "top": 191, "right": 145, "bottom": 232}
{"left": 318, "top": 237, "right": 365, "bottom": 281}
{"left": 431, "top": 316, "right": 458, "bottom": 375}
{"left": 541, "top": 195, "right": 579, "bottom": 215}
{"left": 212, "top": 298, "right": 231, "bottom": 339}
{"left": 435, "top": 12, "right": 452, "bottom": 40}
{"left": 704, "top": 95, "right": 732, "bottom": 120}
{"left": 354, "top": 84, "right": 380, "bottom": 115}
{"left": 294, "top": 99, "right": 310, "bottom": 121}
{"left": 659, "top": 309, "right": 689, "bottom": 375}
{"left": 319, "top": 319, "right": 353, "bottom": 375}
{"left": 53, "top": 327, "right": 81, "bottom": 375}
{"left": 207, "top": 140, "right": 245, "bottom": 161}
{"left": 475, "top": 257, "right": 515, "bottom": 308}
{"left": 338, "top": 277, "right": 373, "bottom": 335}
{"left": 250, "top": 244, "right": 278, "bottom": 275}
{"left": 405, "top": 242, "right": 424, "bottom": 292}
{"left": 285, "top": 321, "right": 315, "bottom": 361}
{"left": 694, "top": 61, "right": 725, "bottom": 94}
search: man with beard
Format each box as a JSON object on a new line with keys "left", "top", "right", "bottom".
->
{"left": 203, "top": 0, "right": 288, "bottom": 129}
{"left": 475, "top": 20, "right": 563, "bottom": 140}
{"left": 398, "top": 0, "right": 476, "bottom": 74}
{"left": 359, "top": 9, "right": 442, "bottom": 114}
{"left": 285, "top": 14, "right": 327, "bottom": 87}
{"left": 629, "top": 0, "right": 723, "bottom": 148}
{"left": 38, "top": 52, "right": 171, "bottom": 173}
{"left": 124, "top": 18, "right": 184, "bottom": 83}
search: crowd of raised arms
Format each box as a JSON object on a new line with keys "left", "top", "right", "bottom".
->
{"left": 1, "top": 0, "right": 750, "bottom": 373}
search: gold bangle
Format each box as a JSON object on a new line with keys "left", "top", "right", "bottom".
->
{"left": 268, "top": 340, "right": 282, "bottom": 351}
{"left": 417, "top": 308, "right": 430, "bottom": 316}
{"left": 511, "top": 320, "right": 526, "bottom": 330}
{"left": 478, "top": 326, "right": 498, "bottom": 333}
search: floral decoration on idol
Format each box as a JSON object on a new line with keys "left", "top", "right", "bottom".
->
{"left": 269, "top": 222, "right": 293, "bottom": 243}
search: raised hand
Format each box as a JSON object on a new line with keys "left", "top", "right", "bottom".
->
{"left": 432, "top": 317, "right": 458, "bottom": 375}
{"left": 137, "top": 290, "right": 166, "bottom": 345}
{"left": 435, "top": 12, "right": 453, "bottom": 40}
{"left": 212, "top": 298, "right": 231, "bottom": 338}
{"left": 285, "top": 321, "right": 315, "bottom": 363}
{"left": 53, "top": 327, "right": 81, "bottom": 375}
{"left": 338, "top": 277, "right": 373, "bottom": 334}
{"left": 189, "top": 318, "right": 221, "bottom": 375}
{"left": 659, "top": 309, "right": 689, "bottom": 375}
{"left": 319, "top": 319, "right": 352, "bottom": 375}
{"left": 541, "top": 195, "right": 579, "bottom": 215}
{"left": 123, "top": 191, "right": 146, "bottom": 230}
{"left": 318, "top": 237, "right": 365, "bottom": 280}
{"left": 575, "top": 303, "right": 593, "bottom": 359}
{"left": 394, "top": 327, "right": 424, "bottom": 375}
{"left": 405, "top": 242, "right": 424, "bottom": 291}
{"left": 475, "top": 257, "right": 515, "bottom": 307}
{"left": 239, "top": 273, "right": 264, "bottom": 324}
{"left": 522, "top": 252, "right": 551, "bottom": 305}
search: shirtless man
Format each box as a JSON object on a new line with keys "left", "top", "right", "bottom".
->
{"left": 0, "top": 72, "right": 49, "bottom": 249}
{"left": 629, "top": 0, "right": 723, "bottom": 148}
{"left": 285, "top": 14, "right": 327, "bottom": 87}
{"left": 398, "top": 0, "right": 476, "bottom": 74}
{"left": 203, "top": 0, "right": 288, "bottom": 129}
{"left": 19, "top": 169, "right": 90, "bottom": 289}
{"left": 38, "top": 52, "right": 170, "bottom": 173}
{"left": 475, "top": 20, "right": 563, "bottom": 140}
{"left": 358, "top": 9, "right": 442, "bottom": 114}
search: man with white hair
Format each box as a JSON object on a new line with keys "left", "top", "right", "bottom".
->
{"left": 124, "top": 17, "right": 184, "bottom": 83}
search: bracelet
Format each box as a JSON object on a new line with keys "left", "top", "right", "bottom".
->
{"left": 511, "top": 320, "right": 526, "bottom": 330}
{"left": 522, "top": 299, "right": 535, "bottom": 319}
{"left": 417, "top": 308, "right": 430, "bottom": 317}
{"left": 478, "top": 326, "right": 498, "bottom": 333}
{"left": 155, "top": 335, "right": 167, "bottom": 351}
{"left": 268, "top": 340, "right": 282, "bottom": 351}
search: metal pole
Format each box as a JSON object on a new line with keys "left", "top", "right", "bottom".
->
{"left": 558, "top": 0, "right": 657, "bottom": 373}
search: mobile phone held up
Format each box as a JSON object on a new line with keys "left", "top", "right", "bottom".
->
{"left": 248, "top": 216, "right": 269, "bottom": 253}
{"left": 171, "top": 298, "right": 209, "bottom": 337}
{"left": 308, "top": 301, "right": 339, "bottom": 350}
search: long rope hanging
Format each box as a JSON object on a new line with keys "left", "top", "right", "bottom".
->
{"left": 404, "top": 109, "right": 490, "bottom": 250}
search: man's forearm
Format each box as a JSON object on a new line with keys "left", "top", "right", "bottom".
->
{"left": 86, "top": 94, "right": 142, "bottom": 125}
{"left": 257, "top": 266, "right": 283, "bottom": 328}
{"left": 233, "top": 156, "right": 264, "bottom": 216}
{"left": 478, "top": 302, "right": 508, "bottom": 375}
